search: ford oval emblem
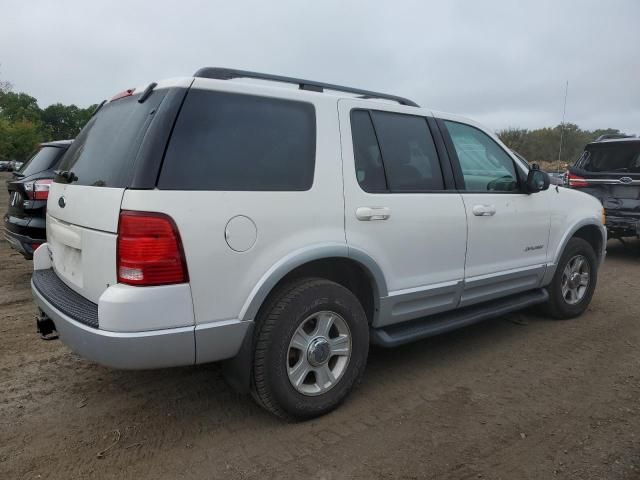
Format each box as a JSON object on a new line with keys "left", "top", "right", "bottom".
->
{"left": 620, "top": 176, "right": 633, "bottom": 184}
{"left": 58, "top": 196, "right": 66, "bottom": 208}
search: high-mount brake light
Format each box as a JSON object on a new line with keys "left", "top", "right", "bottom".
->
{"left": 24, "top": 179, "right": 53, "bottom": 200}
{"left": 110, "top": 88, "right": 136, "bottom": 101}
{"left": 117, "top": 211, "right": 188, "bottom": 286}
{"left": 567, "top": 173, "right": 589, "bottom": 188}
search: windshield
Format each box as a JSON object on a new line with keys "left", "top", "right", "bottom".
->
{"left": 18, "top": 146, "right": 66, "bottom": 176}
{"left": 57, "top": 90, "right": 168, "bottom": 187}
{"left": 577, "top": 142, "right": 640, "bottom": 173}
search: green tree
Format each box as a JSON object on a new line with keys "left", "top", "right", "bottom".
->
{"left": 41, "top": 103, "right": 95, "bottom": 140}
{"left": 0, "top": 91, "right": 42, "bottom": 123}
{"left": 0, "top": 119, "right": 41, "bottom": 161}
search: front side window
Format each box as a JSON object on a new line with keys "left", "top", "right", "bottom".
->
{"left": 350, "top": 109, "right": 444, "bottom": 193}
{"left": 444, "top": 121, "right": 519, "bottom": 192}
{"left": 159, "top": 90, "right": 316, "bottom": 191}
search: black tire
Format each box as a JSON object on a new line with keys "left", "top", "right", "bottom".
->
{"left": 251, "top": 277, "right": 369, "bottom": 420}
{"left": 544, "top": 237, "right": 598, "bottom": 319}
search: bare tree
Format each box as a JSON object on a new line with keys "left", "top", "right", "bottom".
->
{"left": 0, "top": 64, "right": 13, "bottom": 93}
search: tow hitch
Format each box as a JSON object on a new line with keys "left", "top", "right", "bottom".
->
{"left": 36, "top": 311, "right": 58, "bottom": 341}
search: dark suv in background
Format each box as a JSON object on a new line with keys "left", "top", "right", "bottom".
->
{"left": 4, "top": 140, "right": 72, "bottom": 258}
{"left": 567, "top": 136, "right": 640, "bottom": 240}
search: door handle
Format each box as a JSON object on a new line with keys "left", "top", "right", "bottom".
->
{"left": 472, "top": 204, "right": 496, "bottom": 216}
{"left": 356, "top": 207, "right": 391, "bottom": 221}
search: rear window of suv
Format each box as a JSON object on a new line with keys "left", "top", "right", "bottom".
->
{"left": 577, "top": 142, "right": 640, "bottom": 173}
{"left": 18, "top": 146, "right": 66, "bottom": 177}
{"left": 158, "top": 90, "right": 316, "bottom": 191}
{"left": 56, "top": 90, "right": 169, "bottom": 188}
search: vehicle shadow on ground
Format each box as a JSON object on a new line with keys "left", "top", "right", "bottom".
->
{"left": 73, "top": 305, "right": 542, "bottom": 427}
{"left": 605, "top": 237, "right": 640, "bottom": 261}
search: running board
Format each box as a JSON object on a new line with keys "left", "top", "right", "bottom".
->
{"left": 371, "top": 288, "right": 549, "bottom": 348}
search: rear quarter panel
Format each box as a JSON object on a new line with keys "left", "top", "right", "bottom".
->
{"left": 121, "top": 87, "right": 344, "bottom": 326}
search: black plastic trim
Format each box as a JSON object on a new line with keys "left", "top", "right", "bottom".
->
{"left": 193, "top": 67, "right": 419, "bottom": 107}
{"left": 129, "top": 85, "right": 192, "bottom": 189}
{"left": 32, "top": 269, "right": 99, "bottom": 329}
{"left": 371, "top": 288, "right": 549, "bottom": 347}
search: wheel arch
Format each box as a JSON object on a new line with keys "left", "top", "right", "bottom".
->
{"left": 238, "top": 244, "right": 387, "bottom": 325}
{"left": 542, "top": 219, "right": 606, "bottom": 285}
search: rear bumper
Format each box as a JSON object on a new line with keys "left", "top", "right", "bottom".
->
{"left": 3, "top": 228, "right": 44, "bottom": 259}
{"left": 605, "top": 215, "right": 640, "bottom": 237}
{"left": 32, "top": 280, "right": 197, "bottom": 369}
{"left": 31, "top": 244, "right": 250, "bottom": 369}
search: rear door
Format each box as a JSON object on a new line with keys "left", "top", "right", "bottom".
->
{"left": 339, "top": 99, "right": 468, "bottom": 327}
{"left": 45, "top": 82, "right": 187, "bottom": 303}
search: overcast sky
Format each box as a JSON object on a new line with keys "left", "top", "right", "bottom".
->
{"left": 1, "top": 0, "right": 638, "bottom": 134}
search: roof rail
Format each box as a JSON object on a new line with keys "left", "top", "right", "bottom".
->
{"left": 193, "top": 67, "right": 419, "bottom": 107}
{"left": 595, "top": 133, "right": 635, "bottom": 142}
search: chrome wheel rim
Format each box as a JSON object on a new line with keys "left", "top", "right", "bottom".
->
{"left": 287, "top": 311, "right": 352, "bottom": 396}
{"left": 561, "top": 254, "right": 590, "bottom": 305}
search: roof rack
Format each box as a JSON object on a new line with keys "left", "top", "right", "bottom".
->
{"left": 595, "top": 133, "right": 636, "bottom": 142}
{"left": 193, "top": 67, "right": 419, "bottom": 107}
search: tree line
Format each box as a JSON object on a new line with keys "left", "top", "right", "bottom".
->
{"left": 496, "top": 124, "right": 628, "bottom": 170}
{"left": 0, "top": 73, "right": 629, "bottom": 168}
{"left": 0, "top": 77, "right": 96, "bottom": 161}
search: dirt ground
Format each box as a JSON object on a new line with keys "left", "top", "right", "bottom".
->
{"left": 1, "top": 171, "right": 639, "bottom": 480}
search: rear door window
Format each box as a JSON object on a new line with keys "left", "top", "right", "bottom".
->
{"left": 350, "top": 109, "right": 444, "bottom": 193}
{"left": 57, "top": 90, "right": 169, "bottom": 188}
{"left": 158, "top": 90, "right": 316, "bottom": 191}
{"left": 350, "top": 110, "right": 387, "bottom": 193}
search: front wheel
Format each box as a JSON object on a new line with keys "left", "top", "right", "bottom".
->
{"left": 251, "top": 278, "right": 369, "bottom": 420}
{"left": 544, "top": 237, "right": 598, "bottom": 319}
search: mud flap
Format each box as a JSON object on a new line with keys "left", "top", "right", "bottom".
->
{"left": 221, "top": 322, "right": 254, "bottom": 394}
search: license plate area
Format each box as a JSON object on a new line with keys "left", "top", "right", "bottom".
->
{"left": 611, "top": 185, "right": 640, "bottom": 199}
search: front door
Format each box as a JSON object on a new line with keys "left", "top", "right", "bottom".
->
{"left": 439, "top": 118, "right": 551, "bottom": 307}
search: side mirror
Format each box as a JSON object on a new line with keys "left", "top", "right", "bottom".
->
{"left": 525, "top": 164, "right": 550, "bottom": 193}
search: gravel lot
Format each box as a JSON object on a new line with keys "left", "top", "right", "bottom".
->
{"left": 1, "top": 171, "right": 639, "bottom": 479}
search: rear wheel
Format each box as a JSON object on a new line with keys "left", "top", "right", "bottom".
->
{"left": 251, "top": 278, "right": 369, "bottom": 420}
{"left": 544, "top": 238, "right": 598, "bottom": 319}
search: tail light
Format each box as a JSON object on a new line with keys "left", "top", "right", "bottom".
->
{"left": 24, "top": 179, "right": 53, "bottom": 200}
{"left": 117, "top": 211, "right": 188, "bottom": 286}
{"left": 110, "top": 88, "right": 135, "bottom": 101}
{"left": 567, "top": 173, "right": 589, "bottom": 188}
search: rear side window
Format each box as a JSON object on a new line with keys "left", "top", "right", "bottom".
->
{"left": 351, "top": 109, "right": 444, "bottom": 193}
{"left": 577, "top": 143, "right": 640, "bottom": 173}
{"left": 57, "top": 90, "right": 169, "bottom": 188}
{"left": 158, "top": 90, "right": 316, "bottom": 191}
{"left": 18, "top": 146, "right": 66, "bottom": 176}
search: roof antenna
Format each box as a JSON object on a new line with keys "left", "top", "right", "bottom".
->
{"left": 557, "top": 80, "right": 569, "bottom": 173}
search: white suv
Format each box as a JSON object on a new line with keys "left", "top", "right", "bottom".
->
{"left": 32, "top": 68, "right": 606, "bottom": 419}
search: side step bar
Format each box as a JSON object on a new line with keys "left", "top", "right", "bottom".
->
{"left": 371, "top": 288, "right": 549, "bottom": 348}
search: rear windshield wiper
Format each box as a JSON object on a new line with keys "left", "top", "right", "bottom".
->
{"left": 138, "top": 82, "right": 157, "bottom": 103}
{"left": 54, "top": 170, "right": 78, "bottom": 184}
